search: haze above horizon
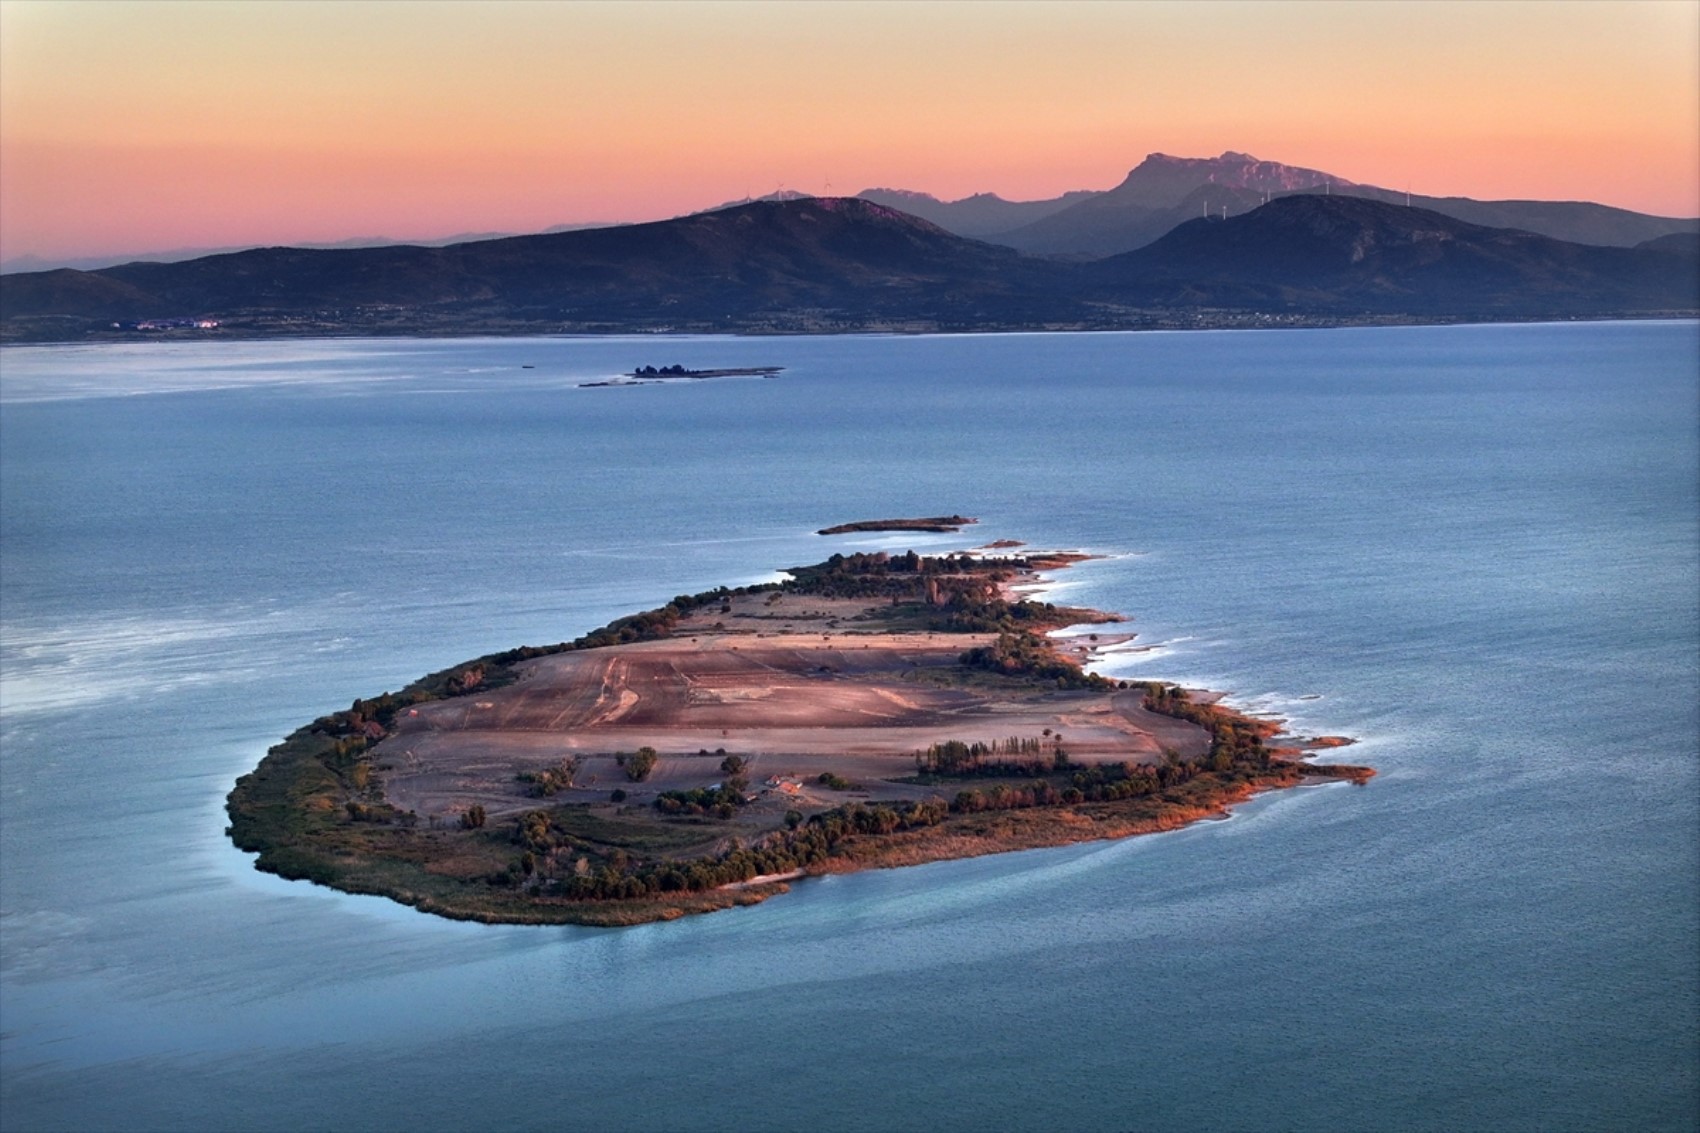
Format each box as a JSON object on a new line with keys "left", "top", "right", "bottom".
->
{"left": 2, "top": 0, "right": 1696, "bottom": 264}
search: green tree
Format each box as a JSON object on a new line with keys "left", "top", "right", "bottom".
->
{"left": 618, "top": 747, "right": 658, "bottom": 782}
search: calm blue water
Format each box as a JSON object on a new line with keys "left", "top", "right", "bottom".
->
{"left": 1, "top": 324, "right": 1695, "bottom": 1132}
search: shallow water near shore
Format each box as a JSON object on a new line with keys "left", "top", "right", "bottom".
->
{"left": 2, "top": 323, "right": 1696, "bottom": 1131}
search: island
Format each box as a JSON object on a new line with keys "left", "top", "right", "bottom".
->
{"left": 579, "top": 364, "right": 784, "bottom": 388}
{"left": 818, "top": 515, "right": 977, "bottom": 535}
{"left": 226, "top": 544, "right": 1371, "bottom": 926}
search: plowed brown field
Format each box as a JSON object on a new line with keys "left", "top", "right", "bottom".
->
{"left": 374, "top": 603, "right": 1210, "bottom": 823}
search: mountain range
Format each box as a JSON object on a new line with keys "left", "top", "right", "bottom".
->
{"left": 862, "top": 152, "right": 1700, "bottom": 257}
{"left": 6, "top": 147, "right": 1698, "bottom": 343}
{"left": 1087, "top": 194, "right": 1698, "bottom": 314}
{"left": 0, "top": 199, "right": 1090, "bottom": 339}
{"left": 4, "top": 189, "right": 1693, "bottom": 343}
{"left": 10, "top": 150, "right": 1693, "bottom": 279}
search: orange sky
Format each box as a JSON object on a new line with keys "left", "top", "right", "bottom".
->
{"left": 2, "top": 0, "right": 1697, "bottom": 263}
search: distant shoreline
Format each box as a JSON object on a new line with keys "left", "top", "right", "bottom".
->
{"left": 4, "top": 313, "right": 1694, "bottom": 349}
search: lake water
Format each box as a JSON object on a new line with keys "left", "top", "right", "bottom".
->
{"left": 1, "top": 323, "right": 1695, "bottom": 1132}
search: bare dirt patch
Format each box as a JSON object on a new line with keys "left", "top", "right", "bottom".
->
{"left": 378, "top": 623, "right": 1208, "bottom": 823}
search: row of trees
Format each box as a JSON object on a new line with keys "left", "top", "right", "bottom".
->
{"left": 655, "top": 784, "right": 744, "bottom": 817}
{"left": 534, "top": 797, "right": 956, "bottom": 900}
{"left": 654, "top": 759, "right": 750, "bottom": 816}
{"left": 914, "top": 736, "right": 1064, "bottom": 775}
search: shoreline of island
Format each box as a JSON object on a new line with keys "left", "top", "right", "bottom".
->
{"left": 9, "top": 312, "right": 1694, "bottom": 349}
{"left": 226, "top": 541, "right": 1372, "bottom": 927}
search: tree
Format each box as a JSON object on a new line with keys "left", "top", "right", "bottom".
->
{"left": 719, "top": 753, "right": 748, "bottom": 777}
{"left": 459, "top": 804, "right": 486, "bottom": 830}
{"left": 618, "top": 747, "right": 658, "bottom": 782}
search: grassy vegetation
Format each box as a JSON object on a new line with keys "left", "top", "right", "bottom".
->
{"left": 561, "top": 805, "right": 734, "bottom": 854}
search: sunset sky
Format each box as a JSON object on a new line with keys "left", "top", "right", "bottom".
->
{"left": 2, "top": 0, "right": 1697, "bottom": 264}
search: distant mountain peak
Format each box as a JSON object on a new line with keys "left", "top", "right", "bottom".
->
{"left": 852, "top": 186, "right": 1091, "bottom": 238}
{"left": 859, "top": 187, "right": 943, "bottom": 204}
{"left": 696, "top": 189, "right": 817, "bottom": 215}
{"left": 696, "top": 195, "right": 961, "bottom": 240}
{"left": 857, "top": 187, "right": 1080, "bottom": 209}
{"left": 1139, "top": 151, "right": 1249, "bottom": 167}
{"left": 807, "top": 196, "right": 930, "bottom": 223}
{"left": 1143, "top": 150, "right": 1259, "bottom": 164}
{"left": 1117, "top": 152, "right": 1356, "bottom": 206}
